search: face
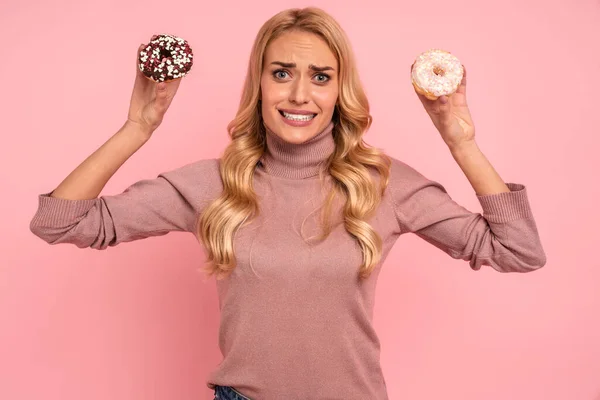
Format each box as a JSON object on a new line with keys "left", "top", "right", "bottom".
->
{"left": 260, "top": 30, "right": 339, "bottom": 144}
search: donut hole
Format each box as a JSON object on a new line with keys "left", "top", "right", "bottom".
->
{"left": 159, "top": 48, "right": 173, "bottom": 61}
{"left": 433, "top": 66, "right": 446, "bottom": 76}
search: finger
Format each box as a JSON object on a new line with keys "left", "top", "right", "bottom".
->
{"left": 414, "top": 88, "right": 435, "bottom": 109}
{"left": 156, "top": 82, "right": 168, "bottom": 97}
{"left": 415, "top": 93, "right": 435, "bottom": 114}
{"left": 154, "top": 82, "right": 169, "bottom": 112}
{"left": 157, "top": 79, "right": 181, "bottom": 100}
{"left": 437, "top": 96, "right": 453, "bottom": 123}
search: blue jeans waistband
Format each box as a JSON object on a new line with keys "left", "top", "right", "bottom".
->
{"left": 214, "top": 385, "right": 252, "bottom": 400}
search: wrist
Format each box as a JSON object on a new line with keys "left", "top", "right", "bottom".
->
{"left": 123, "top": 119, "right": 153, "bottom": 143}
{"left": 449, "top": 139, "right": 479, "bottom": 158}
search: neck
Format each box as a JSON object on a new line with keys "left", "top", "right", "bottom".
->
{"left": 259, "top": 121, "right": 335, "bottom": 179}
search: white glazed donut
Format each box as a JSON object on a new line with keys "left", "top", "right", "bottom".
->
{"left": 411, "top": 49, "right": 464, "bottom": 100}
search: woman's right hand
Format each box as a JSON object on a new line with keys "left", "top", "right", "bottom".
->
{"left": 127, "top": 43, "right": 183, "bottom": 137}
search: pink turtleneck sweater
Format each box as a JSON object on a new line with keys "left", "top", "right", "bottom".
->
{"left": 30, "top": 121, "right": 546, "bottom": 399}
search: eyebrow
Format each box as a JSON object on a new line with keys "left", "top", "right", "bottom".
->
{"left": 270, "top": 61, "right": 335, "bottom": 72}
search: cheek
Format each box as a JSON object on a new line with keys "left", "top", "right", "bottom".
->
{"left": 261, "top": 80, "right": 287, "bottom": 106}
{"left": 312, "top": 88, "right": 338, "bottom": 113}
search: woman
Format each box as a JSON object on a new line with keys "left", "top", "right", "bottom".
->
{"left": 30, "top": 7, "right": 546, "bottom": 400}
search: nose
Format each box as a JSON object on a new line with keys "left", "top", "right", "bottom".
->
{"left": 289, "top": 76, "right": 309, "bottom": 105}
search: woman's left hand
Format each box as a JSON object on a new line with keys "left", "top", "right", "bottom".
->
{"left": 411, "top": 63, "right": 475, "bottom": 150}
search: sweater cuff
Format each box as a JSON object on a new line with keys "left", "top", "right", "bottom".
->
{"left": 476, "top": 183, "right": 533, "bottom": 223}
{"left": 31, "top": 192, "right": 99, "bottom": 227}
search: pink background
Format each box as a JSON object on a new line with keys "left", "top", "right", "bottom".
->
{"left": 1, "top": 0, "right": 599, "bottom": 399}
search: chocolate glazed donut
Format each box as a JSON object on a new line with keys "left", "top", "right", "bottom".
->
{"left": 138, "top": 34, "right": 194, "bottom": 82}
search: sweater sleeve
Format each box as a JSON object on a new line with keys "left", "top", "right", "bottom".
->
{"left": 388, "top": 158, "right": 546, "bottom": 272}
{"left": 29, "top": 159, "right": 221, "bottom": 249}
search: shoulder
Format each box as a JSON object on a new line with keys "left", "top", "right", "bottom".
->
{"left": 157, "top": 158, "right": 224, "bottom": 206}
{"left": 159, "top": 158, "right": 222, "bottom": 182}
{"left": 386, "top": 155, "right": 448, "bottom": 197}
{"left": 388, "top": 155, "right": 428, "bottom": 182}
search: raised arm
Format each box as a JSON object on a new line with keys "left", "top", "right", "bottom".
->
{"left": 29, "top": 156, "right": 217, "bottom": 249}
{"left": 29, "top": 42, "right": 216, "bottom": 249}
{"left": 389, "top": 158, "right": 547, "bottom": 273}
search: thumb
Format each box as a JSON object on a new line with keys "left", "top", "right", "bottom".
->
{"left": 155, "top": 82, "right": 169, "bottom": 111}
{"left": 437, "top": 96, "right": 454, "bottom": 124}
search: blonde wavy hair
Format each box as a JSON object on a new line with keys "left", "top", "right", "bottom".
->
{"left": 197, "top": 7, "right": 392, "bottom": 281}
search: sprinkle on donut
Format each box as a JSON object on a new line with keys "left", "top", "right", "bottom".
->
{"left": 411, "top": 49, "right": 463, "bottom": 100}
{"left": 138, "top": 34, "right": 194, "bottom": 82}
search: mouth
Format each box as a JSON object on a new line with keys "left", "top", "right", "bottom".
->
{"left": 278, "top": 109, "right": 318, "bottom": 122}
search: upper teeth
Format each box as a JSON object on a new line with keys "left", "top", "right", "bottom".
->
{"left": 283, "top": 111, "right": 315, "bottom": 121}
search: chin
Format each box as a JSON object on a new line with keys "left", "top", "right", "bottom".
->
{"left": 278, "top": 124, "right": 321, "bottom": 144}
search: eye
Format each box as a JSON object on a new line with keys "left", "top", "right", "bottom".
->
{"left": 314, "top": 73, "right": 330, "bottom": 83}
{"left": 273, "top": 69, "right": 289, "bottom": 80}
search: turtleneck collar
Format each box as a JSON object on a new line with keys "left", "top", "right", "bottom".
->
{"left": 258, "top": 121, "right": 335, "bottom": 179}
